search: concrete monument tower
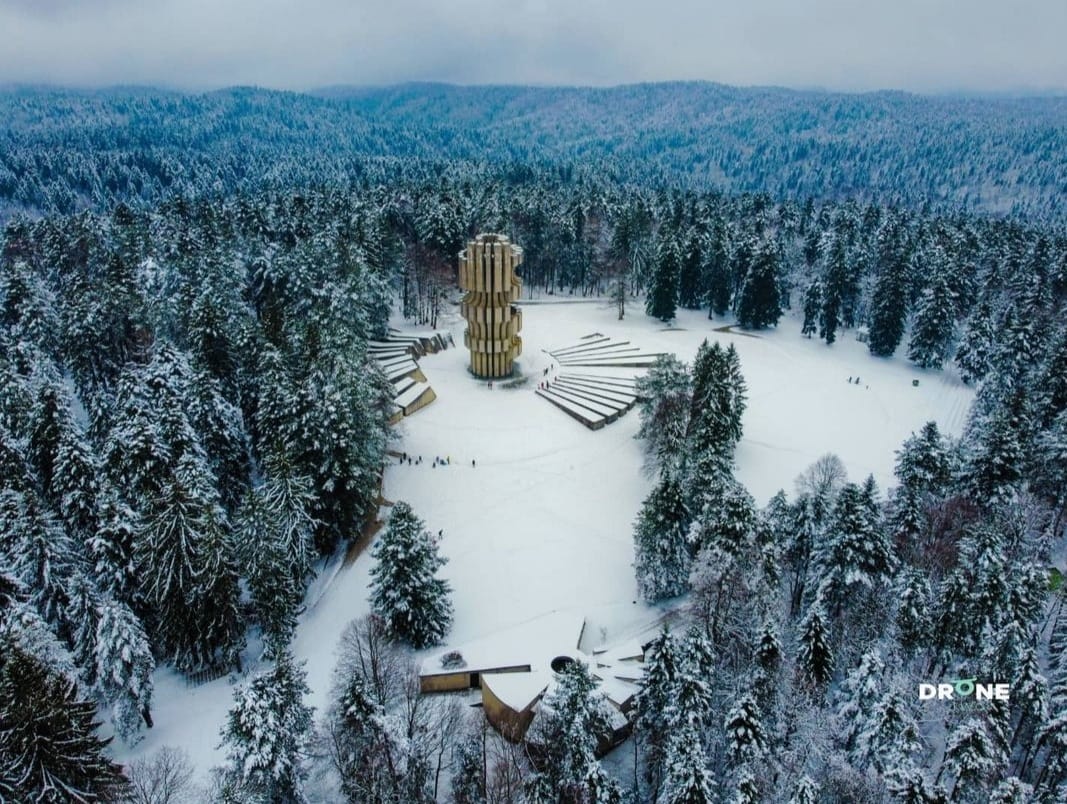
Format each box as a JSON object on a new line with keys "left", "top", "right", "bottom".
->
{"left": 459, "top": 233, "right": 523, "bottom": 378}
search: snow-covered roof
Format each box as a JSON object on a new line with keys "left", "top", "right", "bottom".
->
{"left": 421, "top": 610, "right": 646, "bottom": 712}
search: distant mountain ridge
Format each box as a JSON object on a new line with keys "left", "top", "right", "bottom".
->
{"left": 1, "top": 81, "right": 1064, "bottom": 221}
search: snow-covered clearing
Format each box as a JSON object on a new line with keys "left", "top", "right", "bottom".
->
{"left": 113, "top": 301, "right": 974, "bottom": 783}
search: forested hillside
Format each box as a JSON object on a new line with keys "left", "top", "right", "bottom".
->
{"left": 1, "top": 81, "right": 1066, "bottom": 801}
{"left": 2, "top": 82, "right": 1065, "bottom": 221}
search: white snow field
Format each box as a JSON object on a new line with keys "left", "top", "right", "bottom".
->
{"left": 113, "top": 301, "right": 974, "bottom": 784}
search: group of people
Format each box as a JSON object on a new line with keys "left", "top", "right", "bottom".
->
{"left": 847, "top": 376, "right": 869, "bottom": 388}
{"left": 397, "top": 452, "right": 476, "bottom": 468}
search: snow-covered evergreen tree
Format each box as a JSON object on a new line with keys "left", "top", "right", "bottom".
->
{"left": 789, "top": 775, "right": 819, "bottom": 804}
{"left": 736, "top": 238, "right": 781, "bottom": 329}
{"left": 525, "top": 660, "right": 622, "bottom": 804}
{"left": 907, "top": 265, "right": 957, "bottom": 369}
{"left": 451, "top": 730, "right": 487, "bottom": 804}
{"left": 657, "top": 723, "right": 716, "bottom": 804}
{"left": 686, "top": 341, "right": 747, "bottom": 506}
{"left": 635, "top": 355, "right": 691, "bottom": 474}
{"left": 646, "top": 232, "right": 679, "bottom": 323}
{"left": 819, "top": 236, "right": 847, "bottom": 345}
{"left": 634, "top": 471, "right": 691, "bottom": 601}
{"left": 136, "top": 452, "right": 242, "bottom": 671}
{"left": 961, "top": 384, "right": 1029, "bottom": 506}
{"left": 636, "top": 626, "right": 681, "bottom": 797}
{"left": 867, "top": 225, "right": 911, "bottom": 357}
{"left": 0, "top": 644, "right": 128, "bottom": 802}
{"left": 889, "top": 421, "right": 953, "bottom": 542}
{"left": 94, "top": 598, "right": 154, "bottom": 741}
{"left": 942, "top": 718, "right": 1002, "bottom": 801}
{"left": 801, "top": 280, "right": 821, "bottom": 339}
{"left": 895, "top": 568, "right": 932, "bottom": 657}
{"left": 796, "top": 601, "right": 834, "bottom": 692}
{"left": 724, "top": 693, "right": 767, "bottom": 766}
{"left": 814, "top": 482, "right": 895, "bottom": 612}
{"left": 369, "top": 501, "right": 453, "bottom": 649}
{"left": 218, "top": 651, "right": 313, "bottom": 802}
{"left": 954, "top": 297, "right": 996, "bottom": 384}
{"left": 853, "top": 690, "right": 922, "bottom": 773}
{"left": 237, "top": 457, "right": 316, "bottom": 658}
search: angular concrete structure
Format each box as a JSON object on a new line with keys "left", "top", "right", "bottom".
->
{"left": 459, "top": 233, "right": 523, "bottom": 378}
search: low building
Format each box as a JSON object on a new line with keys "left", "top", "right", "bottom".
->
{"left": 418, "top": 611, "right": 647, "bottom": 747}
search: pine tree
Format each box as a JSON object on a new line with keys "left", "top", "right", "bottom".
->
{"left": 136, "top": 452, "right": 242, "bottom": 671}
{"left": 686, "top": 341, "right": 746, "bottom": 504}
{"left": 3, "top": 487, "right": 78, "bottom": 630}
{"left": 819, "top": 236, "right": 847, "bottom": 345}
{"left": 800, "top": 280, "right": 821, "bottom": 338}
{"left": 834, "top": 649, "right": 885, "bottom": 753}
{"left": 961, "top": 384, "right": 1029, "bottom": 506}
{"left": 954, "top": 297, "right": 996, "bottom": 384}
{"left": 988, "top": 778, "right": 1033, "bottom": 804}
{"left": 867, "top": 227, "right": 911, "bottom": 357}
{"left": 677, "top": 227, "right": 705, "bottom": 310}
{"left": 52, "top": 426, "right": 101, "bottom": 539}
{"left": 906, "top": 265, "right": 956, "bottom": 369}
{"left": 647, "top": 233, "right": 679, "bottom": 323}
{"left": 94, "top": 598, "right": 155, "bottom": 741}
{"left": 692, "top": 478, "right": 756, "bottom": 558}
{"left": 634, "top": 471, "right": 691, "bottom": 601}
{"left": 853, "top": 690, "right": 922, "bottom": 773}
{"left": 0, "top": 644, "right": 128, "bottom": 802}
{"left": 815, "top": 483, "right": 895, "bottom": 612}
{"left": 219, "top": 651, "right": 314, "bottom": 802}
{"left": 789, "top": 775, "right": 819, "bottom": 804}
{"left": 526, "top": 660, "right": 622, "bottom": 804}
{"left": 1009, "top": 646, "right": 1047, "bottom": 756}
{"left": 637, "top": 627, "right": 681, "bottom": 796}
{"left": 735, "top": 239, "right": 781, "bottom": 329}
{"left": 1034, "top": 325, "right": 1067, "bottom": 428}
{"left": 723, "top": 693, "right": 767, "bottom": 766}
{"left": 87, "top": 492, "right": 138, "bottom": 603}
{"left": 885, "top": 768, "right": 946, "bottom": 804}
{"left": 797, "top": 602, "right": 834, "bottom": 692}
{"left": 237, "top": 459, "right": 316, "bottom": 658}
{"left": 369, "top": 501, "right": 453, "bottom": 649}
{"left": 890, "top": 421, "right": 952, "bottom": 542}
{"left": 705, "top": 218, "right": 732, "bottom": 318}
{"left": 66, "top": 574, "right": 102, "bottom": 689}
{"left": 895, "top": 569, "right": 932, "bottom": 656}
{"left": 657, "top": 723, "right": 716, "bottom": 804}
{"left": 942, "top": 718, "right": 1001, "bottom": 801}
{"left": 731, "top": 766, "right": 761, "bottom": 804}
{"left": 635, "top": 355, "right": 692, "bottom": 474}
{"left": 451, "top": 731, "right": 487, "bottom": 804}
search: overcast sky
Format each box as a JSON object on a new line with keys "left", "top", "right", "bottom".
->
{"left": 1, "top": 0, "right": 1065, "bottom": 94}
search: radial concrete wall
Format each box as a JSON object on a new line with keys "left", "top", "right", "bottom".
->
{"left": 459, "top": 233, "right": 523, "bottom": 378}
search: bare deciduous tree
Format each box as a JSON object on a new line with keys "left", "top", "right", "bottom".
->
{"left": 121, "top": 746, "right": 195, "bottom": 804}
{"left": 795, "top": 453, "right": 848, "bottom": 502}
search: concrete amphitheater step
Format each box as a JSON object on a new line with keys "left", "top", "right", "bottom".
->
{"left": 560, "top": 372, "right": 640, "bottom": 390}
{"left": 543, "top": 385, "right": 626, "bottom": 419}
{"left": 561, "top": 354, "right": 663, "bottom": 369}
{"left": 548, "top": 337, "right": 613, "bottom": 356}
{"left": 553, "top": 378, "right": 637, "bottom": 407}
{"left": 555, "top": 346, "right": 642, "bottom": 363}
{"left": 535, "top": 389, "right": 606, "bottom": 429}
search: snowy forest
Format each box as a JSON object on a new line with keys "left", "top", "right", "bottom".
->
{"left": 2, "top": 84, "right": 1066, "bottom": 222}
{"left": 0, "top": 82, "right": 1066, "bottom": 802}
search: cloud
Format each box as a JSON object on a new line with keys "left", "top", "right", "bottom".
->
{"left": 0, "top": 0, "right": 1064, "bottom": 93}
